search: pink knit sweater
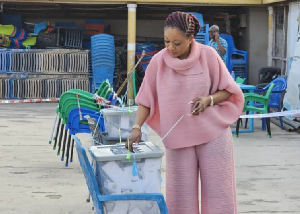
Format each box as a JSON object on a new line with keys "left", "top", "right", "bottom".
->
{"left": 135, "top": 40, "right": 244, "bottom": 149}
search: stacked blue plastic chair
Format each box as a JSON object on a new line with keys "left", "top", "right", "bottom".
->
{"left": 186, "top": 12, "right": 210, "bottom": 45}
{"left": 186, "top": 12, "right": 204, "bottom": 28}
{"left": 66, "top": 108, "right": 105, "bottom": 136}
{"left": 91, "top": 34, "right": 115, "bottom": 91}
{"left": 61, "top": 107, "right": 105, "bottom": 167}
{"left": 73, "top": 135, "right": 169, "bottom": 214}
{"left": 136, "top": 43, "right": 157, "bottom": 72}
{"left": 220, "top": 34, "right": 248, "bottom": 81}
{"left": 49, "top": 82, "right": 117, "bottom": 167}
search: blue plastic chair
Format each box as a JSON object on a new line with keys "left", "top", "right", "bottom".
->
{"left": 57, "top": 107, "right": 105, "bottom": 167}
{"left": 34, "top": 21, "right": 47, "bottom": 34}
{"left": 186, "top": 12, "right": 210, "bottom": 45}
{"left": 220, "top": 34, "right": 248, "bottom": 75}
{"left": 91, "top": 34, "right": 115, "bottom": 88}
{"left": 195, "top": 32, "right": 209, "bottom": 45}
{"left": 92, "top": 66, "right": 115, "bottom": 88}
{"left": 58, "top": 108, "right": 105, "bottom": 167}
{"left": 245, "top": 77, "right": 287, "bottom": 130}
{"left": 67, "top": 108, "right": 105, "bottom": 134}
{"left": 73, "top": 135, "right": 169, "bottom": 214}
{"left": 255, "top": 77, "right": 287, "bottom": 130}
{"left": 185, "top": 12, "right": 204, "bottom": 28}
{"left": 92, "top": 54, "right": 115, "bottom": 60}
{"left": 91, "top": 33, "right": 113, "bottom": 39}
{"left": 195, "top": 24, "right": 210, "bottom": 45}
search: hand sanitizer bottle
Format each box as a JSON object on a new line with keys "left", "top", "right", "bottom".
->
{"left": 231, "top": 70, "right": 236, "bottom": 80}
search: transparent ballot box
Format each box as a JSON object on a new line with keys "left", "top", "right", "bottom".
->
{"left": 101, "top": 107, "right": 148, "bottom": 141}
{"left": 89, "top": 142, "right": 164, "bottom": 214}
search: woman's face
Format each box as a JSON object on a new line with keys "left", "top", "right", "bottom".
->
{"left": 164, "top": 27, "right": 193, "bottom": 59}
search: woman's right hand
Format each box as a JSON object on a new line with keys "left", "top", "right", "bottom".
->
{"left": 126, "top": 128, "right": 142, "bottom": 152}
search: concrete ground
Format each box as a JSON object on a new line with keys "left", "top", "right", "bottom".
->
{"left": 0, "top": 103, "right": 299, "bottom": 214}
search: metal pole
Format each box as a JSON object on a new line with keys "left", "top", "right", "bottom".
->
{"left": 126, "top": 3, "right": 137, "bottom": 106}
{"left": 282, "top": 117, "right": 300, "bottom": 133}
{"left": 268, "top": 6, "right": 274, "bottom": 66}
{"left": 270, "top": 117, "right": 294, "bottom": 132}
{"left": 282, "top": 5, "right": 288, "bottom": 75}
{"left": 273, "top": 7, "right": 277, "bottom": 67}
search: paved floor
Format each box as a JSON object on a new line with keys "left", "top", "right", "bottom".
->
{"left": 0, "top": 103, "right": 299, "bottom": 214}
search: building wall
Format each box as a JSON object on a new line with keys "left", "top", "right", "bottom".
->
{"left": 247, "top": 7, "right": 269, "bottom": 84}
{"left": 25, "top": 18, "right": 165, "bottom": 39}
{"left": 107, "top": 19, "right": 164, "bottom": 38}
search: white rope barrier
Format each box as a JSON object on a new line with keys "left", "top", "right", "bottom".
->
{"left": 240, "top": 110, "right": 300, "bottom": 118}
{"left": 0, "top": 98, "right": 59, "bottom": 104}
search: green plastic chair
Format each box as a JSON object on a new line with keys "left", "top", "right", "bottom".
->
{"left": 57, "top": 93, "right": 96, "bottom": 112}
{"left": 0, "top": 24, "right": 15, "bottom": 36}
{"left": 50, "top": 79, "right": 114, "bottom": 160}
{"left": 236, "top": 83, "right": 275, "bottom": 138}
{"left": 102, "top": 87, "right": 114, "bottom": 99}
{"left": 236, "top": 77, "right": 246, "bottom": 84}
{"left": 54, "top": 102, "right": 100, "bottom": 147}
{"left": 58, "top": 81, "right": 112, "bottom": 105}
{"left": 96, "top": 80, "right": 112, "bottom": 97}
{"left": 22, "top": 36, "right": 37, "bottom": 49}
{"left": 59, "top": 101, "right": 100, "bottom": 124}
{"left": 56, "top": 85, "right": 112, "bottom": 114}
{"left": 67, "top": 80, "right": 111, "bottom": 98}
{"left": 57, "top": 86, "right": 113, "bottom": 115}
{"left": 52, "top": 81, "right": 111, "bottom": 136}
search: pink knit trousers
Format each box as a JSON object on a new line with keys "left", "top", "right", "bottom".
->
{"left": 165, "top": 128, "right": 237, "bottom": 214}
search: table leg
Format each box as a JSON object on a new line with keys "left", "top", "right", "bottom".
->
{"left": 232, "top": 88, "right": 255, "bottom": 134}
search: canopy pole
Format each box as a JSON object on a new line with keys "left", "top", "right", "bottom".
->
{"left": 126, "top": 3, "right": 137, "bottom": 105}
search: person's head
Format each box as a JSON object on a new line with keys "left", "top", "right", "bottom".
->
{"left": 209, "top": 25, "right": 219, "bottom": 41}
{"left": 164, "top": 11, "right": 201, "bottom": 59}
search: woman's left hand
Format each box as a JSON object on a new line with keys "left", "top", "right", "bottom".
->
{"left": 190, "top": 96, "right": 211, "bottom": 115}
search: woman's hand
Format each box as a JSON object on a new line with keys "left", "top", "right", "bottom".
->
{"left": 126, "top": 128, "right": 142, "bottom": 152}
{"left": 190, "top": 96, "right": 211, "bottom": 115}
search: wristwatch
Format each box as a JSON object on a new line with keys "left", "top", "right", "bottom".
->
{"left": 132, "top": 124, "right": 141, "bottom": 131}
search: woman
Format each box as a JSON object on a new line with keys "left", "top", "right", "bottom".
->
{"left": 127, "top": 11, "right": 244, "bottom": 214}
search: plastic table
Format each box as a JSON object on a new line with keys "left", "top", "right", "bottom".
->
{"left": 233, "top": 84, "right": 256, "bottom": 133}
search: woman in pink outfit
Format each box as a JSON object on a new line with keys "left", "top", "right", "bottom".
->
{"left": 127, "top": 11, "right": 244, "bottom": 214}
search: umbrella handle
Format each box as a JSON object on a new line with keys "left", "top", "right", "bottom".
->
{"left": 116, "top": 50, "right": 145, "bottom": 96}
